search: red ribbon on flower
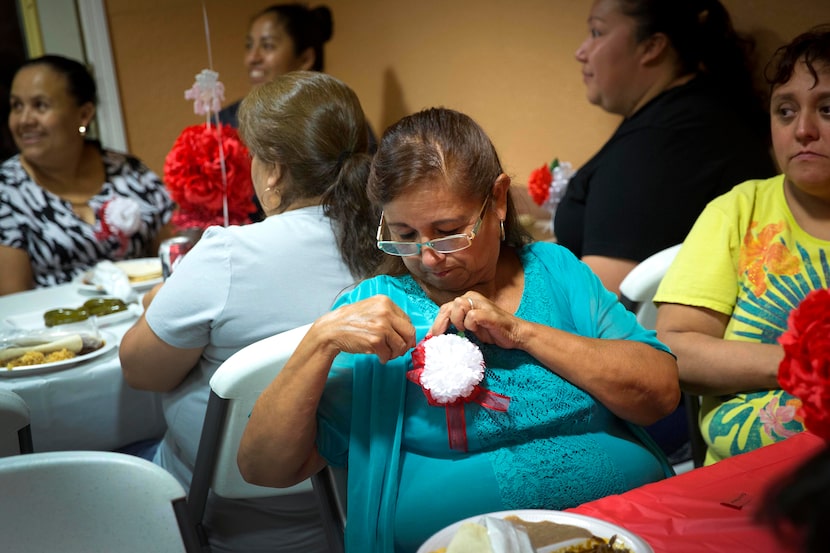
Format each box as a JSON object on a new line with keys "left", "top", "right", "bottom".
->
{"left": 778, "top": 288, "right": 830, "bottom": 441}
{"left": 408, "top": 335, "right": 510, "bottom": 452}
{"left": 95, "top": 200, "right": 120, "bottom": 247}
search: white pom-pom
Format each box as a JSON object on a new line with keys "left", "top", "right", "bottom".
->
{"left": 104, "top": 197, "right": 142, "bottom": 236}
{"left": 420, "top": 334, "right": 485, "bottom": 404}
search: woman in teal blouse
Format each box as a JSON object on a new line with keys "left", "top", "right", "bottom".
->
{"left": 239, "top": 107, "right": 680, "bottom": 552}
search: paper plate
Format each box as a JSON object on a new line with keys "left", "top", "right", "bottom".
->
{"left": 1, "top": 331, "right": 117, "bottom": 377}
{"left": 417, "top": 509, "right": 653, "bottom": 553}
{"left": 76, "top": 258, "right": 163, "bottom": 293}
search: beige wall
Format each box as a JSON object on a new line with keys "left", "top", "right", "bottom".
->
{"left": 104, "top": 0, "right": 828, "bottom": 215}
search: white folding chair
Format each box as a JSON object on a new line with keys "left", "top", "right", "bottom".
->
{"left": 188, "top": 323, "right": 328, "bottom": 548}
{"left": 0, "top": 388, "right": 33, "bottom": 457}
{"left": 620, "top": 243, "right": 705, "bottom": 469}
{"left": 0, "top": 450, "right": 200, "bottom": 552}
{"left": 619, "top": 243, "right": 683, "bottom": 329}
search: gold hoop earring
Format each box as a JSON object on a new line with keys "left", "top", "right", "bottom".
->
{"left": 499, "top": 219, "right": 505, "bottom": 241}
{"left": 261, "top": 185, "right": 281, "bottom": 212}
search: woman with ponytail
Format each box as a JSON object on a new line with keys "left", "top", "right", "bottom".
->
{"left": 219, "top": 4, "right": 377, "bottom": 222}
{"left": 555, "top": 0, "right": 777, "bottom": 297}
{"left": 554, "top": 0, "right": 779, "bottom": 466}
{"left": 119, "top": 71, "right": 381, "bottom": 553}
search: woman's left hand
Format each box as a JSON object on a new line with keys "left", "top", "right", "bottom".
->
{"left": 430, "top": 292, "right": 524, "bottom": 349}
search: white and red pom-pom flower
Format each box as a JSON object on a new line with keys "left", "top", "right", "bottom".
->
{"left": 101, "top": 197, "right": 142, "bottom": 237}
{"left": 95, "top": 197, "right": 142, "bottom": 256}
{"left": 416, "top": 334, "right": 485, "bottom": 404}
{"left": 408, "top": 333, "right": 509, "bottom": 452}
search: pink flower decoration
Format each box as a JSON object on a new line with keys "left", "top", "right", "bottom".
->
{"left": 184, "top": 69, "right": 225, "bottom": 116}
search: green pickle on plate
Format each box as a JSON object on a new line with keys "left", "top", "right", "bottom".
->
{"left": 43, "top": 298, "right": 127, "bottom": 327}
{"left": 83, "top": 298, "right": 128, "bottom": 316}
{"left": 43, "top": 308, "right": 89, "bottom": 327}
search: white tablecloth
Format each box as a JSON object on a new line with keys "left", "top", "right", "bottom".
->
{"left": 0, "top": 284, "right": 166, "bottom": 452}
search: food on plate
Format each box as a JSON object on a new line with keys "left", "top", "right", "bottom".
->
{"left": 1, "top": 333, "right": 106, "bottom": 370}
{"left": 42, "top": 308, "right": 89, "bottom": 327}
{"left": 0, "top": 334, "right": 84, "bottom": 363}
{"left": 116, "top": 259, "right": 163, "bottom": 283}
{"left": 552, "top": 535, "right": 628, "bottom": 552}
{"left": 43, "top": 298, "right": 128, "bottom": 327}
{"left": 504, "top": 516, "right": 594, "bottom": 548}
{"left": 431, "top": 516, "right": 632, "bottom": 553}
{"left": 442, "top": 521, "right": 497, "bottom": 553}
{"left": 83, "top": 297, "right": 129, "bottom": 316}
{"left": 80, "top": 259, "right": 163, "bottom": 289}
{"left": 6, "top": 348, "right": 76, "bottom": 369}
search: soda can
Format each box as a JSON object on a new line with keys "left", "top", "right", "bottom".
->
{"left": 159, "top": 236, "right": 194, "bottom": 280}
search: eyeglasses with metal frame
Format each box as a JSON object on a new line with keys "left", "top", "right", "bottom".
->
{"left": 376, "top": 197, "right": 489, "bottom": 257}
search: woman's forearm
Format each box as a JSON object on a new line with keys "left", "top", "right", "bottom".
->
{"left": 518, "top": 321, "right": 681, "bottom": 426}
{"left": 659, "top": 329, "right": 783, "bottom": 395}
{"left": 238, "top": 326, "right": 340, "bottom": 488}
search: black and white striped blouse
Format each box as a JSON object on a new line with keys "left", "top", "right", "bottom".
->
{"left": 0, "top": 145, "right": 174, "bottom": 288}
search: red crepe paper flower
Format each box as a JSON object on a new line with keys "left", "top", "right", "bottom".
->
{"left": 526, "top": 158, "right": 574, "bottom": 212}
{"left": 163, "top": 123, "right": 256, "bottom": 230}
{"left": 777, "top": 288, "right": 830, "bottom": 441}
{"left": 528, "top": 164, "right": 553, "bottom": 206}
{"left": 407, "top": 333, "right": 510, "bottom": 452}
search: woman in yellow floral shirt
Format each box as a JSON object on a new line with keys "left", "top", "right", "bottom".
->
{"left": 654, "top": 26, "right": 830, "bottom": 465}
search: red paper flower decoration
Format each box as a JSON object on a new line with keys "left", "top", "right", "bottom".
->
{"left": 528, "top": 163, "right": 553, "bottom": 207}
{"left": 526, "top": 158, "right": 574, "bottom": 214}
{"left": 777, "top": 288, "right": 830, "bottom": 441}
{"left": 163, "top": 123, "right": 256, "bottom": 230}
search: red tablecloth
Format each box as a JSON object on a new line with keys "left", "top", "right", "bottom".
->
{"left": 567, "top": 431, "right": 825, "bottom": 552}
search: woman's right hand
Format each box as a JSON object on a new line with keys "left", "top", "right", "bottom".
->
{"left": 314, "top": 295, "right": 416, "bottom": 364}
{"left": 239, "top": 295, "right": 416, "bottom": 488}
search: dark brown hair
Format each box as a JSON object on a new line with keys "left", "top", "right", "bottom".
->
{"left": 616, "top": 0, "right": 767, "bottom": 135}
{"left": 254, "top": 3, "right": 333, "bottom": 72}
{"left": 765, "top": 24, "right": 830, "bottom": 91}
{"left": 16, "top": 54, "right": 97, "bottom": 106}
{"left": 368, "top": 107, "right": 532, "bottom": 276}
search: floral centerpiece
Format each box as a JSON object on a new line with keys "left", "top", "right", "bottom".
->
{"left": 407, "top": 333, "right": 510, "bottom": 452}
{"left": 163, "top": 69, "right": 256, "bottom": 231}
{"left": 527, "top": 158, "right": 575, "bottom": 219}
{"left": 777, "top": 288, "right": 830, "bottom": 441}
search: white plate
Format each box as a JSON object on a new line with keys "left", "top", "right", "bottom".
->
{"left": 1, "top": 331, "right": 117, "bottom": 377}
{"left": 417, "top": 509, "right": 653, "bottom": 553}
{"left": 4, "top": 305, "right": 140, "bottom": 330}
{"left": 76, "top": 258, "right": 163, "bottom": 293}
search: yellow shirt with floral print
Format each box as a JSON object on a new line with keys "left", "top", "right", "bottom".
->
{"left": 655, "top": 174, "right": 830, "bottom": 464}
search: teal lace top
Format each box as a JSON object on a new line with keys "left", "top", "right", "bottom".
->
{"left": 316, "top": 242, "right": 672, "bottom": 552}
